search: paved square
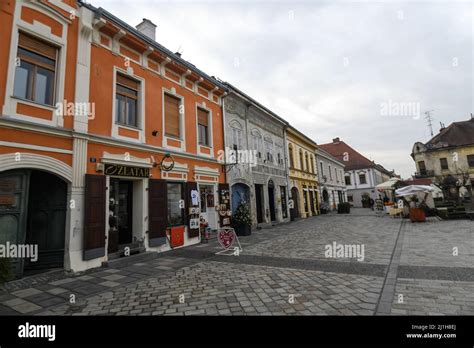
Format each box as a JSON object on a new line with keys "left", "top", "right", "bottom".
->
{"left": 0, "top": 208, "right": 472, "bottom": 316}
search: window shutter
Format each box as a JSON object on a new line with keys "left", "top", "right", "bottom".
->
{"left": 148, "top": 179, "right": 168, "bottom": 247}
{"left": 83, "top": 174, "right": 106, "bottom": 260}
{"left": 197, "top": 108, "right": 209, "bottom": 126}
{"left": 117, "top": 73, "right": 139, "bottom": 91}
{"left": 185, "top": 182, "right": 199, "bottom": 238}
{"left": 164, "top": 94, "right": 180, "bottom": 137}
{"left": 18, "top": 32, "right": 57, "bottom": 60}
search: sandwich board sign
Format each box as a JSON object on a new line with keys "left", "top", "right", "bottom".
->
{"left": 216, "top": 227, "right": 242, "bottom": 256}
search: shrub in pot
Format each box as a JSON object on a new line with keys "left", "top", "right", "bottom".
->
{"left": 337, "top": 202, "right": 351, "bottom": 214}
{"left": 232, "top": 202, "right": 252, "bottom": 236}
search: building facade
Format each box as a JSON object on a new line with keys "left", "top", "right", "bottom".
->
{"left": 316, "top": 147, "right": 347, "bottom": 210}
{"left": 411, "top": 117, "right": 474, "bottom": 201}
{"left": 0, "top": 0, "right": 229, "bottom": 278}
{"left": 223, "top": 84, "right": 290, "bottom": 228}
{"left": 320, "top": 138, "right": 396, "bottom": 207}
{"left": 286, "top": 126, "right": 319, "bottom": 219}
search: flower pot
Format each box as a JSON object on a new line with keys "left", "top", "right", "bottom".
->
{"left": 234, "top": 224, "right": 251, "bottom": 236}
{"left": 409, "top": 207, "right": 426, "bottom": 222}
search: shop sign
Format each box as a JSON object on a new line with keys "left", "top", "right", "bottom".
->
{"left": 217, "top": 228, "right": 235, "bottom": 249}
{"left": 104, "top": 164, "right": 150, "bottom": 178}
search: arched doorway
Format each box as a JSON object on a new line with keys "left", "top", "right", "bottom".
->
{"left": 231, "top": 183, "right": 250, "bottom": 214}
{"left": 0, "top": 169, "right": 67, "bottom": 278}
{"left": 290, "top": 187, "right": 300, "bottom": 220}
{"left": 268, "top": 180, "right": 276, "bottom": 221}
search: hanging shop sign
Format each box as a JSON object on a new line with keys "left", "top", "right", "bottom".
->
{"left": 104, "top": 164, "right": 150, "bottom": 178}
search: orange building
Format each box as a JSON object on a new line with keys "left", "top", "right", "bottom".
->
{"left": 0, "top": 0, "right": 229, "bottom": 278}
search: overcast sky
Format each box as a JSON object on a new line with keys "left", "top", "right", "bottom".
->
{"left": 89, "top": 0, "right": 473, "bottom": 178}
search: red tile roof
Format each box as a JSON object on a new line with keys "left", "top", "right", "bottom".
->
{"left": 318, "top": 139, "right": 375, "bottom": 171}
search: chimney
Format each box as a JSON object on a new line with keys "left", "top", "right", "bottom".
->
{"left": 136, "top": 18, "right": 157, "bottom": 41}
{"left": 332, "top": 137, "right": 340, "bottom": 144}
{"left": 439, "top": 122, "right": 445, "bottom": 132}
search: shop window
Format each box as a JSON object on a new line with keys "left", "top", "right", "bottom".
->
{"left": 467, "top": 155, "right": 474, "bottom": 168}
{"left": 164, "top": 93, "right": 181, "bottom": 138}
{"left": 359, "top": 173, "right": 367, "bottom": 184}
{"left": 13, "top": 33, "right": 58, "bottom": 106}
{"left": 197, "top": 107, "right": 209, "bottom": 146}
{"left": 440, "top": 158, "right": 449, "bottom": 170}
{"left": 116, "top": 73, "right": 139, "bottom": 127}
{"left": 167, "top": 182, "right": 184, "bottom": 226}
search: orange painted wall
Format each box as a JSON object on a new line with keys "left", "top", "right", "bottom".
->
{"left": 0, "top": 128, "right": 73, "bottom": 151}
{"left": 0, "top": 0, "right": 15, "bottom": 110}
{"left": 88, "top": 43, "right": 224, "bottom": 157}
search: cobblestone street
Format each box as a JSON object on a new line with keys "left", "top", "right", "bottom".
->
{"left": 1, "top": 209, "right": 473, "bottom": 316}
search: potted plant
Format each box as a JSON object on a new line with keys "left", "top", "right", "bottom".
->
{"left": 232, "top": 202, "right": 252, "bottom": 236}
{"left": 0, "top": 257, "right": 13, "bottom": 284}
{"left": 409, "top": 195, "right": 426, "bottom": 222}
{"left": 337, "top": 202, "right": 351, "bottom": 214}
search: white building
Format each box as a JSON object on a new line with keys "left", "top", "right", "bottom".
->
{"left": 316, "top": 147, "right": 347, "bottom": 210}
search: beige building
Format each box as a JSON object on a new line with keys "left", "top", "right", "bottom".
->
{"left": 411, "top": 116, "right": 474, "bottom": 201}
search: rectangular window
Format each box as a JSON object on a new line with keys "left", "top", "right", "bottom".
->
{"left": 418, "top": 161, "right": 426, "bottom": 174}
{"left": 167, "top": 182, "right": 183, "bottom": 226}
{"left": 320, "top": 162, "right": 324, "bottom": 176}
{"left": 14, "top": 33, "right": 57, "bottom": 106}
{"left": 197, "top": 107, "right": 209, "bottom": 146}
{"left": 440, "top": 158, "right": 449, "bottom": 170}
{"left": 329, "top": 165, "right": 332, "bottom": 180}
{"left": 468, "top": 155, "right": 474, "bottom": 168}
{"left": 359, "top": 174, "right": 367, "bottom": 184}
{"left": 280, "top": 186, "right": 287, "bottom": 218}
{"left": 164, "top": 94, "right": 181, "bottom": 138}
{"left": 116, "top": 74, "right": 138, "bottom": 127}
{"left": 345, "top": 175, "right": 351, "bottom": 185}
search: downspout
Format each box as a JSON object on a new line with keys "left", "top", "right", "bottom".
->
{"left": 283, "top": 124, "right": 290, "bottom": 220}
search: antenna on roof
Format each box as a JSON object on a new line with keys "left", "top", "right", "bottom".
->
{"left": 175, "top": 44, "right": 183, "bottom": 57}
{"left": 424, "top": 110, "right": 434, "bottom": 137}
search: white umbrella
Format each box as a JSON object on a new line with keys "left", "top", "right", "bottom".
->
{"left": 395, "top": 185, "right": 434, "bottom": 197}
{"left": 376, "top": 178, "right": 400, "bottom": 190}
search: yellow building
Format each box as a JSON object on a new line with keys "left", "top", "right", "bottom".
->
{"left": 286, "top": 126, "right": 319, "bottom": 219}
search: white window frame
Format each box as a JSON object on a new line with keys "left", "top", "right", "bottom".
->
{"left": 195, "top": 101, "right": 213, "bottom": 158}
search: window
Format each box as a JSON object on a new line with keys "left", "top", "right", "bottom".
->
{"left": 359, "top": 173, "right": 367, "bottom": 184}
{"left": 252, "top": 131, "right": 262, "bottom": 158}
{"left": 305, "top": 153, "right": 309, "bottom": 173}
{"left": 299, "top": 150, "right": 304, "bottom": 170}
{"left": 231, "top": 124, "right": 242, "bottom": 150}
{"left": 345, "top": 175, "right": 351, "bottom": 185}
{"left": 329, "top": 165, "right": 332, "bottom": 180}
{"left": 164, "top": 93, "right": 181, "bottom": 138}
{"left": 280, "top": 186, "right": 287, "bottom": 218}
{"left": 116, "top": 74, "right": 139, "bottom": 127}
{"left": 288, "top": 144, "right": 294, "bottom": 168}
{"left": 320, "top": 162, "right": 324, "bottom": 176}
{"left": 167, "top": 182, "right": 183, "bottom": 226}
{"left": 440, "top": 158, "right": 448, "bottom": 170}
{"left": 303, "top": 186, "right": 308, "bottom": 212}
{"left": 265, "top": 140, "right": 273, "bottom": 163}
{"left": 467, "top": 155, "right": 474, "bottom": 168}
{"left": 197, "top": 107, "right": 209, "bottom": 146}
{"left": 277, "top": 153, "right": 281, "bottom": 165}
{"left": 310, "top": 156, "right": 314, "bottom": 173}
{"left": 335, "top": 168, "right": 338, "bottom": 182}
{"left": 418, "top": 161, "right": 426, "bottom": 174}
{"left": 13, "top": 33, "right": 58, "bottom": 106}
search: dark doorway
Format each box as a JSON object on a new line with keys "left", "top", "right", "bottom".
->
{"left": 255, "top": 184, "right": 264, "bottom": 223}
{"left": 268, "top": 180, "right": 276, "bottom": 222}
{"left": 309, "top": 190, "right": 316, "bottom": 215}
{"left": 290, "top": 187, "right": 300, "bottom": 220}
{"left": 24, "top": 170, "right": 67, "bottom": 272}
{"left": 108, "top": 179, "right": 133, "bottom": 253}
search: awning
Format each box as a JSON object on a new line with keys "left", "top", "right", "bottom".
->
{"left": 375, "top": 178, "right": 400, "bottom": 190}
{"left": 395, "top": 185, "right": 434, "bottom": 197}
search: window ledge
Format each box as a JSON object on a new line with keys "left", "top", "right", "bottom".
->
{"left": 116, "top": 123, "right": 142, "bottom": 131}
{"left": 11, "top": 96, "right": 57, "bottom": 111}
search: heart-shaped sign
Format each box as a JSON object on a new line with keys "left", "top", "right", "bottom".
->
{"left": 217, "top": 228, "right": 235, "bottom": 249}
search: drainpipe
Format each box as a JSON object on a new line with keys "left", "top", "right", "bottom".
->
{"left": 283, "top": 124, "right": 290, "bottom": 220}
